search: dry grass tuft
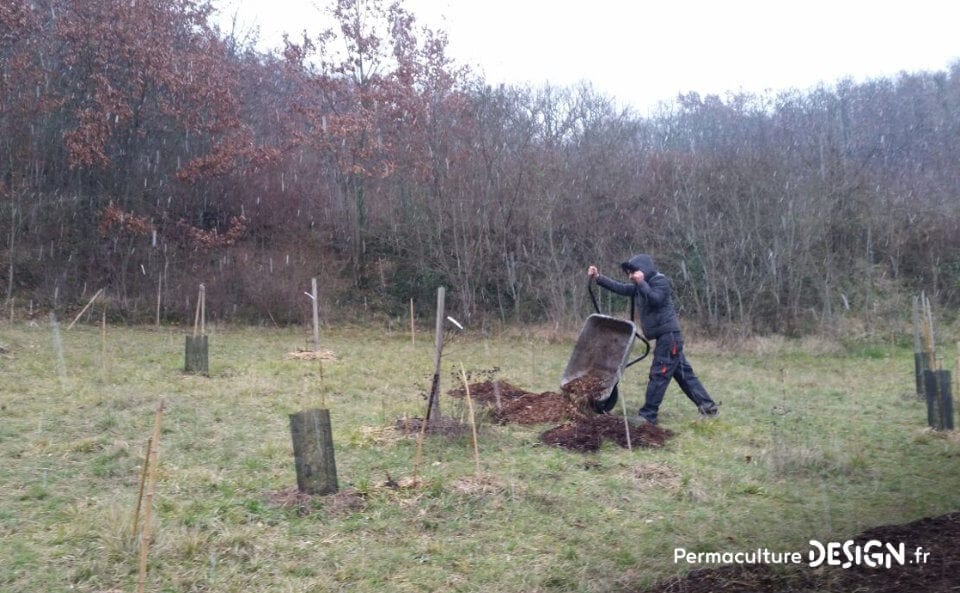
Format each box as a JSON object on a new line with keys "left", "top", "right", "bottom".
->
{"left": 287, "top": 349, "right": 337, "bottom": 361}
{"left": 451, "top": 473, "right": 505, "bottom": 495}
{"left": 628, "top": 461, "right": 682, "bottom": 493}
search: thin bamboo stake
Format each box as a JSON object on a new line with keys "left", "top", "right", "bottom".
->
{"left": 132, "top": 437, "right": 152, "bottom": 539}
{"left": 460, "top": 364, "right": 482, "bottom": 476}
{"left": 137, "top": 401, "right": 164, "bottom": 593}
{"left": 67, "top": 288, "right": 103, "bottom": 330}
{"left": 922, "top": 293, "right": 938, "bottom": 369}
{"left": 192, "top": 288, "right": 202, "bottom": 339}
{"left": 412, "top": 409, "right": 427, "bottom": 487}
{"left": 912, "top": 296, "right": 922, "bottom": 354}
{"left": 100, "top": 307, "right": 107, "bottom": 379}
{"left": 619, "top": 388, "right": 633, "bottom": 451}
{"left": 155, "top": 272, "right": 162, "bottom": 329}
{"left": 410, "top": 298, "right": 415, "bottom": 345}
{"left": 311, "top": 278, "right": 320, "bottom": 351}
{"left": 200, "top": 284, "right": 206, "bottom": 337}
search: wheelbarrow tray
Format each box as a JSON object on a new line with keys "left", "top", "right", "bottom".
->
{"left": 561, "top": 314, "right": 637, "bottom": 404}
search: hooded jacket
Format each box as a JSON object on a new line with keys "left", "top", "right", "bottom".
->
{"left": 596, "top": 254, "right": 682, "bottom": 339}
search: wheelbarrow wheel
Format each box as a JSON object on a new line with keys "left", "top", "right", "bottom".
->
{"left": 592, "top": 384, "right": 619, "bottom": 414}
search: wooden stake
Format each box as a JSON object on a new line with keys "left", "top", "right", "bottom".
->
{"left": 132, "top": 437, "right": 152, "bottom": 539}
{"left": 460, "top": 364, "right": 482, "bottom": 476}
{"left": 619, "top": 386, "right": 633, "bottom": 451}
{"left": 193, "top": 287, "right": 202, "bottom": 338}
{"left": 311, "top": 278, "right": 320, "bottom": 352}
{"left": 66, "top": 288, "right": 103, "bottom": 330}
{"left": 410, "top": 298, "right": 415, "bottom": 345}
{"left": 155, "top": 272, "right": 162, "bottom": 329}
{"left": 100, "top": 307, "right": 107, "bottom": 379}
{"left": 137, "top": 401, "right": 164, "bottom": 593}
{"left": 920, "top": 292, "right": 937, "bottom": 368}
{"left": 200, "top": 284, "right": 206, "bottom": 337}
{"left": 425, "top": 287, "right": 445, "bottom": 424}
{"left": 911, "top": 296, "right": 922, "bottom": 354}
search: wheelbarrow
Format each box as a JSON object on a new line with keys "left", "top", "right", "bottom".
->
{"left": 560, "top": 280, "right": 651, "bottom": 413}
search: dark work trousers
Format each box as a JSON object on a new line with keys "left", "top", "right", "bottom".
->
{"left": 638, "top": 332, "right": 715, "bottom": 424}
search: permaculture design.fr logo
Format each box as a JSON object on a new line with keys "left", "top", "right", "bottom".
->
{"left": 674, "top": 540, "right": 929, "bottom": 569}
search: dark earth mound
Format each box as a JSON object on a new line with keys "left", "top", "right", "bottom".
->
{"left": 448, "top": 380, "right": 674, "bottom": 451}
{"left": 445, "top": 379, "right": 533, "bottom": 405}
{"left": 541, "top": 415, "right": 673, "bottom": 451}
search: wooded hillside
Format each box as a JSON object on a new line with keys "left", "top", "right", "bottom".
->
{"left": 2, "top": 0, "right": 958, "bottom": 334}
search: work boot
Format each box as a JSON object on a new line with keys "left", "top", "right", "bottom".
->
{"left": 625, "top": 415, "right": 655, "bottom": 427}
{"left": 698, "top": 403, "right": 719, "bottom": 419}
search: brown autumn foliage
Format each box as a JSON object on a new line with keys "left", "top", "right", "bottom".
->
{"left": 1, "top": 0, "right": 959, "bottom": 331}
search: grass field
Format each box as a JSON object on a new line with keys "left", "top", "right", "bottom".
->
{"left": 2, "top": 320, "right": 960, "bottom": 593}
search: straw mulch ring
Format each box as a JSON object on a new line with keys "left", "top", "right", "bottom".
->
{"left": 288, "top": 349, "right": 337, "bottom": 361}
{"left": 265, "top": 486, "right": 365, "bottom": 516}
{"left": 394, "top": 415, "right": 471, "bottom": 436}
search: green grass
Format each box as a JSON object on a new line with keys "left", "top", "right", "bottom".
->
{"left": 1, "top": 321, "right": 959, "bottom": 592}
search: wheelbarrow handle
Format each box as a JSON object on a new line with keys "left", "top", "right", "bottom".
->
{"left": 587, "top": 278, "right": 650, "bottom": 363}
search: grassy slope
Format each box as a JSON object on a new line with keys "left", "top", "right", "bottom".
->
{"left": 1, "top": 322, "right": 959, "bottom": 593}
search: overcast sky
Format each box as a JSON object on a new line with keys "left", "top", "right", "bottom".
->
{"left": 213, "top": 0, "right": 960, "bottom": 115}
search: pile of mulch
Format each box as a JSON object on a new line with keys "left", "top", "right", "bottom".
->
{"left": 560, "top": 373, "right": 610, "bottom": 413}
{"left": 491, "top": 391, "right": 583, "bottom": 425}
{"left": 636, "top": 512, "right": 960, "bottom": 593}
{"left": 446, "top": 380, "right": 674, "bottom": 452}
{"left": 445, "top": 379, "right": 533, "bottom": 406}
{"left": 542, "top": 415, "right": 673, "bottom": 451}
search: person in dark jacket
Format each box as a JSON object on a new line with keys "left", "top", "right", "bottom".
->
{"left": 587, "top": 254, "right": 719, "bottom": 425}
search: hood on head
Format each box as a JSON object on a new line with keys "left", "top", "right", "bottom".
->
{"left": 621, "top": 254, "right": 656, "bottom": 277}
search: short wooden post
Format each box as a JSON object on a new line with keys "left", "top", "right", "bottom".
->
{"left": 924, "top": 369, "right": 938, "bottom": 428}
{"left": 289, "top": 408, "right": 338, "bottom": 495}
{"left": 924, "top": 369, "right": 953, "bottom": 430}
{"left": 938, "top": 370, "right": 954, "bottom": 431}
{"left": 184, "top": 335, "right": 209, "bottom": 374}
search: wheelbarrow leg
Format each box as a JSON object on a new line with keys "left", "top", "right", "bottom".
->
{"left": 593, "top": 383, "right": 619, "bottom": 414}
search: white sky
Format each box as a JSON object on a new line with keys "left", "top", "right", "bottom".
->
{"left": 213, "top": 0, "right": 960, "bottom": 115}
